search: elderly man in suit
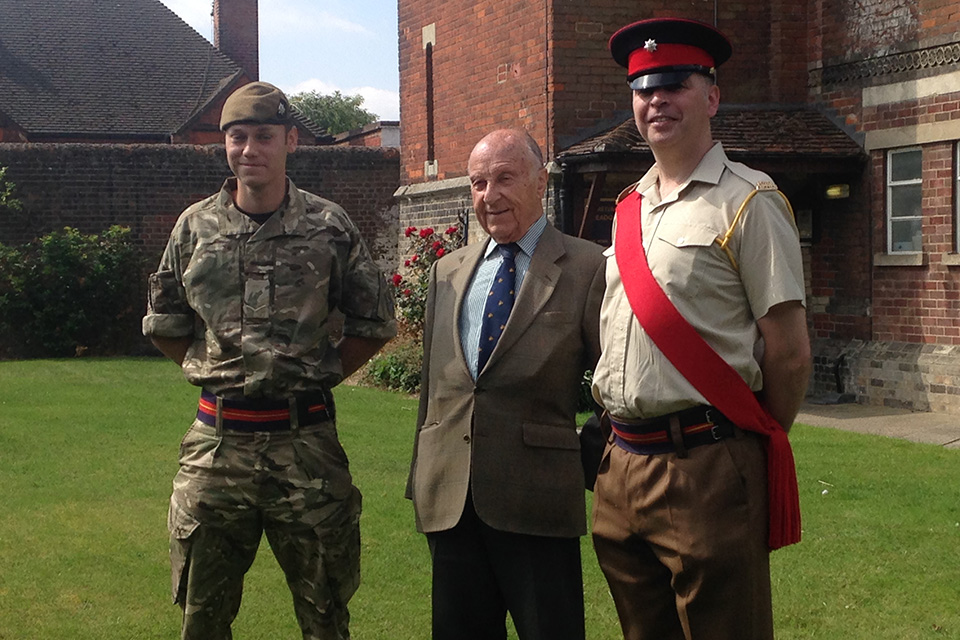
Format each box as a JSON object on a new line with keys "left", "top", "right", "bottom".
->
{"left": 406, "top": 128, "right": 606, "bottom": 640}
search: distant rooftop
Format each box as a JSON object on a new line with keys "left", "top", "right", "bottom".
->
{"left": 559, "top": 106, "right": 865, "bottom": 163}
{"left": 0, "top": 0, "right": 242, "bottom": 139}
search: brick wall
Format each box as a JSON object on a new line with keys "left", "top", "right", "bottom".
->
{"left": 395, "top": 171, "right": 569, "bottom": 260}
{"left": 805, "top": 0, "right": 960, "bottom": 410}
{"left": 550, "top": 0, "right": 809, "bottom": 148}
{"left": 399, "top": 0, "right": 549, "bottom": 185}
{"left": 869, "top": 141, "right": 960, "bottom": 346}
{"left": 813, "top": 338, "right": 960, "bottom": 413}
{"left": 806, "top": 172, "right": 873, "bottom": 343}
{"left": 399, "top": 0, "right": 810, "bottom": 185}
{"left": 0, "top": 143, "right": 400, "bottom": 273}
{"left": 214, "top": 0, "right": 259, "bottom": 80}
{"left": 395, "top": 178, "right": 473, "bottom": 264}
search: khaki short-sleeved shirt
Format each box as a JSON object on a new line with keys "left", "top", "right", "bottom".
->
{"left": 143, "top": 178, "right": 397, "bottom": 398}
{"left": 592, "top": 143, "right": 804, "bottom": 419}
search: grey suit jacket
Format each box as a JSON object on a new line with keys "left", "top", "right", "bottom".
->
{"left": 407, "top": 223, "right": 605, "bottom": 537}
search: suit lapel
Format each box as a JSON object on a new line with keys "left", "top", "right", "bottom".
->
{"left": 444, "top": 242, "right": 486, "bottom": 378}
{"left": 483, "top": 225, "right": 564, "bottom": 369}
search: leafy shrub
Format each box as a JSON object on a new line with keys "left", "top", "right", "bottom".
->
{"left": 0, "top": 166, "right": 22, "bottom": 216}
{"left": 363, "top": 337, "right": 422, "bottom": 394}
{"left": 0, "top": 226, "right": 142, "bottom": 358}
{"left": 364, "top": 223, "right": 464, "bottom": 393}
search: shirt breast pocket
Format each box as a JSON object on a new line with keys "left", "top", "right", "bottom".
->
{"left": 272, "top": 242, "right": 332, "bottom": 327}
{"left": 653, "top": 222, "right": 722, "bottom": 300}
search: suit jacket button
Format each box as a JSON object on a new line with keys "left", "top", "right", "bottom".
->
{"left": 462, "top": 434, "right": 471, "bottom": 442}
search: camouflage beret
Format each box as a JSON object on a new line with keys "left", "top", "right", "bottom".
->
{"left": 220, "top": 82, "right": 291, "bottom": 131}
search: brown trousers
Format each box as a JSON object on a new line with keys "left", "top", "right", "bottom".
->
{"left": 591, "top": 430, "right": 773, "bottom": 640}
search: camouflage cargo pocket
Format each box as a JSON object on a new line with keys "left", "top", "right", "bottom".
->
{"left": 168, "top": 495, "right": 201, "bottom": 604}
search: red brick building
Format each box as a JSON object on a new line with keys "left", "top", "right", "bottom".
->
{"left": 396, "top": 0, "right": 960, "bottom": 412}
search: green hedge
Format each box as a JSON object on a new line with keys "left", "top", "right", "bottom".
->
{"left": 0, "top": 226, "right": 142, "bottom": 358}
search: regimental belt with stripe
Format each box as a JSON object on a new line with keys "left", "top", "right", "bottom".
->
{"left": 610, "top": 405, "right": 736, "bottom": 455}
{"left": 196, "top": 389, "right": 335, "bottom": 432}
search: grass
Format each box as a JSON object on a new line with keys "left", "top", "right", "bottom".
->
{"left": 0, "top": 358, "right": 958, "bottom": 639}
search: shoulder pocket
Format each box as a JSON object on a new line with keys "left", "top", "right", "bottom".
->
{"left": 148, "top": 270, "right": 190, "bottom": 315}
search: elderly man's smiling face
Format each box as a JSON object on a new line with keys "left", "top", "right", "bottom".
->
{"left": 467, "top": 131, "right": 547, "bottom": 245}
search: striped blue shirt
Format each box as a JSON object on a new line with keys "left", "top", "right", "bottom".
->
{"left": 459, "top": 215, "right": 548, "bottom": 379}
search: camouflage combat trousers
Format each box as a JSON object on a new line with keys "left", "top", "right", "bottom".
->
{"left": 168, "top": 419, "right": 362, "bottom": 640}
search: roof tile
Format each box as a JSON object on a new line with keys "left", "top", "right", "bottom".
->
{"left": 0, "top": 0, "right": 242, "bottom": 137}
{"left": 560, "top": 106, "right": 865, "bottom": 160}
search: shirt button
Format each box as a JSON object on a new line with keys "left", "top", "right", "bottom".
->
{"left": 462, "top": 434, "right": 471, "bottom": 443}
{"left": 677, "top": 236, "right": 686, "bottom": 245}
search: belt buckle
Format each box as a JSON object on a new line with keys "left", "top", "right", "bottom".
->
{"left": 705, "top": 408, "right": 723, "bottom": 441}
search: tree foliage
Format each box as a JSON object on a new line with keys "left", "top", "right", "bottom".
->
{"left": 289, "top": 90, "right": 378, "bottom": 135}
{"left": 0, "top": 165, "right": 23, "bottom": 216}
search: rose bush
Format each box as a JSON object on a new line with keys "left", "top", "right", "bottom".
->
{"left": 363, "top": 223, "right": 464, "bottom": 393}
{"left": 391, "top": 224, "right": 463, "bottom": 336}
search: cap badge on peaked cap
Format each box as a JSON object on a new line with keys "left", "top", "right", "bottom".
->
{"left": 609, "top": 18, "right": 732, "bottom": 91}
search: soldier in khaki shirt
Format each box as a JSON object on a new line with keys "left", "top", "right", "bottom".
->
{"left": 590, "top": 18, "right": 811, "bottom": 640}
{"left": 143, "top": 82, "right": 396, "bottom": 640}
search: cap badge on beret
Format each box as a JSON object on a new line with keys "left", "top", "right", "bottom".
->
{"left": 219, "top": 81, "right": 292, "bottom": 131}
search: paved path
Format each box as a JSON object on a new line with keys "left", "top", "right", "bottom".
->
{"left": 796, "top": 400, "right": 960, "bottom": 449}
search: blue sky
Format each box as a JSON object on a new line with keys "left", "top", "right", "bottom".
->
{"left": 158, "top": 0, "right": 400, "bottom": 120}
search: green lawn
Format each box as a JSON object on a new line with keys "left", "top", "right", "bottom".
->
{"left": 1, "top": 358, "right": 958, "bottom": 639}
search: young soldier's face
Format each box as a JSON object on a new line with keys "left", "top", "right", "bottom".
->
{"left": 225, "top": 123, "right": 298, "bottom": 191}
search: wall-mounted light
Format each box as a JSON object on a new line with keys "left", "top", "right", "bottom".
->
{"left": 825, "top": 184, "right": 850, "bottom": 199}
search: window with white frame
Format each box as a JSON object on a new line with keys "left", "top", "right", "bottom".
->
{"left": 887, "top": 147, "right": 923, "bottom": 253}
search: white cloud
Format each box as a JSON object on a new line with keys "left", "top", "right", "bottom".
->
{"left": 354, "top": 86, "right": 400, "bottom": 121}
{"left": 260, "top": 2, "right": 372, "bottom": 37}
{"left": 286, "top": 80, "right": 399, "bottom": 121}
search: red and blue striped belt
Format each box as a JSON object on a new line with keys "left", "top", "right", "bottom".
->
{"left": 610, "top": 405, "right": 736, "bottom": 455}
{"left": 197, "top": 389, "right": 335, "bottom": 432}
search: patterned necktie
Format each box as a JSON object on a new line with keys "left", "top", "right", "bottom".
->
{"left": 477, "top": 243, "right": 519, "bottom": 373}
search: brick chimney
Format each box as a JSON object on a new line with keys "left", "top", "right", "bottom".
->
{"left": 213, "top": 0, "right": 259, "bottom": 80}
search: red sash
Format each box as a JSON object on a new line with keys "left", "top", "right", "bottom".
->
{"left": 614, "top": 190, "right": 800, "bottom": 550}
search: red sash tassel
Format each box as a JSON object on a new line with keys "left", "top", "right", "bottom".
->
{"left": 613, "top": 191, "right": 801, "bottom": 550}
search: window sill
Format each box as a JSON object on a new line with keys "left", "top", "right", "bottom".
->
{"left": 940, "top": 253, "right": 960, "bottom": 267}
{"left": 874, "top": 252, "right": 925, "bottom": 267}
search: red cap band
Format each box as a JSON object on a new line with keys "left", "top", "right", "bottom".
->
{"left": 627, "top": 43, "right": 715, "bottom": 78}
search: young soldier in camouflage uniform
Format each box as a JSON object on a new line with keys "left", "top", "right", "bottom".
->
{"left": 142, "top": 81, "right": 397, "bottom": 640}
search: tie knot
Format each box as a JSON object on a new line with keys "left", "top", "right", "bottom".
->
{"left": 497, "top": 243, "right": 519, "bottom": 260}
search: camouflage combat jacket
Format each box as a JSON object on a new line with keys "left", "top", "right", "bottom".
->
{"left": 143, "top": 178, "right": 397, "bottom": 398}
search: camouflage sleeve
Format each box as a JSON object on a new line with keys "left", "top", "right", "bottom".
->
{"left": 142, "top": 224, "right": 195, "bottom": 338}
{"left": 339, "top": 222, "right": 398, "bottom": 340}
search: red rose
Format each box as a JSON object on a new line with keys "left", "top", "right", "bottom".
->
{"left": 404, "top": 226, "right": 417, "bottom": 237}
{"left": 445, "top": 226, "right": 458, "bottom": 235}
{"left": 436, "top": 248, "right": 446, "bottom": 257}
{"left": 419, "top": 227, "right": 434, "bottom": 238}
{"left": 411, "top": 254, "right": 419, "bottom": 262}
{"left": 432, "top": 240, "right": 442, "bottom": 249}
{"left": 391, "top": 273, "right": 403, "bottom": 286}
{"left": 404, "top": 259, "right": 411, "bottom": 267}
{"left": 402, "top": 288, "right": 412, "bottom": 296}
